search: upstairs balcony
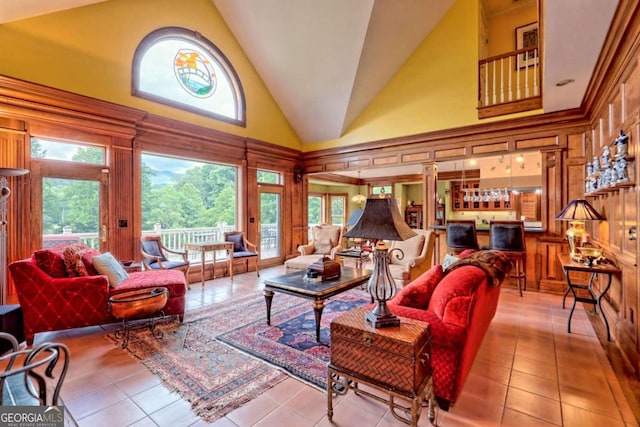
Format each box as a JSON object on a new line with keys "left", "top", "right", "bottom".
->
{"left": 478, "top": 45, "right": 541, "bottom": 119}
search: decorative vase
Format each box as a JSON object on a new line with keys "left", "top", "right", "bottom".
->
{"left": 566, "top": 221, "right": 588, "bottom": 260}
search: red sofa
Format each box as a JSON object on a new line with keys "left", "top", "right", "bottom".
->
{"left": 9, "top": 247, "right": 187, "bottom": 344}
{"left": 386, "top": 250, "right": 511, "bottom": 411}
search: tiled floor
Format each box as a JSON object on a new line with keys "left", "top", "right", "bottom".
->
{"left": 34, "top": 265, "right": 640, "bottom": 426}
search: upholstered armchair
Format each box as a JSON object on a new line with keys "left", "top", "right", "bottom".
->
{"left": 284, "top": 224, "right": 344, "bottom": 271}
{"left": 387, "top": 229, "right": 436, "bottom": 287}
{"left": 140, "top": 235, "right": 190, "bottom": 277}
{"left": 224, "top": 231, "right": 259, "bottom": 276}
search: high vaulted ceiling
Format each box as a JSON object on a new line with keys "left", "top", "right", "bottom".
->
{"left": 0, "top": 0, "right": 620, "bottom": 148}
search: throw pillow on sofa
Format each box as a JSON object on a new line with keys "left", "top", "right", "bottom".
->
{"left": 92, "top": 252, "right": 129, "bottom": 287}
{"left": 33, "top": 250, "right": 67, "bottom": 278}
{"left": 62, "top": 243, "right": 96, "bottom": 277}
{"left": 392, "top": 264, "right": 444, "bottom": 309}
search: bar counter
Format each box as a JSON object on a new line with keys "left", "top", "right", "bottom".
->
{"left": 429, "top": 224, "right": 545, "bottom": 292}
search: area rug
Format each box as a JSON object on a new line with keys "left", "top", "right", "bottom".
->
{"left": 107, "top": 287, "right": 370, "bottom": 423}
{"left": 217, "top": 288, "right": 371, "bottom": 389}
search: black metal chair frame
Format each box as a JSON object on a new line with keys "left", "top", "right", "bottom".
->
{"left": 0, "top": 332, "right": 70, "bottom": 406}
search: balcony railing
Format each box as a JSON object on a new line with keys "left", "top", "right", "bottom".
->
{"left": 478, "top": 46, "right": 542, "bottom": 119}
{"left": 42, "top": 224, "right": 280, "bottom": 263}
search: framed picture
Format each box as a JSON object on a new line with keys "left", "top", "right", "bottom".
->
{"left": 515, "top": 22, "right": 539, "bottom": 69}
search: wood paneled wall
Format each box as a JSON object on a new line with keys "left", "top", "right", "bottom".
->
{"left": 0, "top": 77, "right": 302, "bottom": 301}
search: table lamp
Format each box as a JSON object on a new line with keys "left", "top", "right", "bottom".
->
{"left": 344, "top": 197, "right": 416, "bottom": 328}
{"left": 555, "top": 199, "right": 604, "bottom": 260}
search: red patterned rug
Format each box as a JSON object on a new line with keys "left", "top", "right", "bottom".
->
{"left": 217, "top": 288, "right": 371, "bottom": 389}
{"left": 108, "top": 288, "right": 370, "bottom": 423}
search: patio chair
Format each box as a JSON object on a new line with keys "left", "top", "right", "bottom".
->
{"left": 140, "top": 235, "right": 190, "bottom": 278}
{"left": 224, "top": 231, "right": 259, "bottom": 276}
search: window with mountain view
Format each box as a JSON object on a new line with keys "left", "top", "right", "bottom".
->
{"left": 132, "top": 27, "right": 245, "bottom": 126}
{"left": 141, "top": 153, "right": 238, "bottom": 257}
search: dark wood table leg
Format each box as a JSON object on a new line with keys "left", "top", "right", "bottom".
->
{"left": 264, "top": 290, "right": 274, "bottom": 325}
{"left": 313, "top": 300, "right": 325, "bottom": 342}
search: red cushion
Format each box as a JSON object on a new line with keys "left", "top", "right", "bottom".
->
{"left": 33, "top": 250, "right": 67, "bottom": 278}
{"left": 81, "top": 249, "right": 101, "bottom": 276}
{"left": 393, "top": 264, "right": 444, "bottom": 309}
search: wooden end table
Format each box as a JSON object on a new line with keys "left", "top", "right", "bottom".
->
{"left": 184, "top": 241, "right": 234, "bottom": 288}
{"left": 559, "top": 253, "right": 620, "bottom": 341}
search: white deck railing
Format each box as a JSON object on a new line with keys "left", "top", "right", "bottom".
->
{"left": 43, "top": 223, "right": 280, "bottom": 263}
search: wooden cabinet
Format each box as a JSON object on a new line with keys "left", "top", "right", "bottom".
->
{"left": 451, "top": 180, "right": 514, "bottom": 211}
{"left": 405, "top": 205, "right": 423, "bottom": 229}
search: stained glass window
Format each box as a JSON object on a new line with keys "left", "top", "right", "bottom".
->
{"left": 132, "top": 27, "right": 245, "bottom": 126}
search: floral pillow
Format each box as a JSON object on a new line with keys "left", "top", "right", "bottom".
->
{"left": 62, "top": 243, "right": 93, "bottom": 277}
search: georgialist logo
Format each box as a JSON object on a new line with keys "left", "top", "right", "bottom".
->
{"left": 174, "top": 49, "right": 217, "bottom": 98}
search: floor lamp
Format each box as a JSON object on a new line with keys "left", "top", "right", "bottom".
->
{"left": 0, "top": 168, "right": 29, "bottom": 306}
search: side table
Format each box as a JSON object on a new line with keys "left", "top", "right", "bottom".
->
{"left": 328, "top": 308, "right": 434, "bottom": 426}
{"left": 335, "top": 250, "right": 370, "bottom": 269}
{"left": 184, "top": 241, "right": 234, "bottom": 288}
{"left": 120, "top": 261, "right": 142, "bottom": 273}
{"left": 559, "top": 253, "right": 620, "bottom": 341}
{"left": 108, "top": 287, "right": 168, "bottom": 348}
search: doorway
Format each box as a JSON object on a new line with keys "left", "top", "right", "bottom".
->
{"left": 258, "top": 185, "right": 283, "bottom": 264}
{"left": 31, "top": 160, "right": 108, "bottom": 252}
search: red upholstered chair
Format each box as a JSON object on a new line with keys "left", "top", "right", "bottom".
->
{"left": 385, "top": 250, "right": 511, "bottom": 411}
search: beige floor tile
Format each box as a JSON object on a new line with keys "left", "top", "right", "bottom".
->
{"left": 562, "top": 402, "right": 627, "bottom": 427}
{"left": 147, "top": 398, "right": 201, "bottom": 427}
{"left": 509, "top": 370, "right": 559, "bottom": 401}
{"left": 225, "top": 394, "right": 280, "bottom": 426}
{"left": 44, "top": 268, "right": 639, "bottom": 426}
{"left": 500, "top": 408, "right": 560, "bottom": 426}
{"left": 505, "top": 387, "right": 562, "bottom": 425}
{"left": 77, "top": 398, "right": 147, "bottom": 427}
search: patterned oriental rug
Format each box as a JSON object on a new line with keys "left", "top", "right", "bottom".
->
{"left": 108, "top": 288, "right": 370, "bottom": 423}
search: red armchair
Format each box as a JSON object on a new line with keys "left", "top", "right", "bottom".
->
{"left": 386, "top": 250, "right": 511, "bottom": 410}
{"left": 9, "top": 250, "right": 187, "bottom": 344}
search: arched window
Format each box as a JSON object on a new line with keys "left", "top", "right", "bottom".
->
{"left": 132, "top": 27, "right": 245, "bottom": 126}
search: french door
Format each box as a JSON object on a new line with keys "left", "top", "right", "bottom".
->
{"left": 31, "top": 160, "right": 109, "bottom": 252}
{"left": 258, "top": 185, "right": 283, "bottom": 264}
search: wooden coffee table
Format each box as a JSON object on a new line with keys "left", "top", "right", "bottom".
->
{"left": 262, "top": 267, "right": 371, "bottom": 342}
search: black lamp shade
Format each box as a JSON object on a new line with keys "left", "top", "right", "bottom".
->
{"left": 344, "top": 198, "right": 416, "bottom": 241}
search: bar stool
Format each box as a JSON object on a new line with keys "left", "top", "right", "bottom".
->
{"left": 446, "top": 220, "right": 479, "bottom": 254}
{"left": 489, "top": 220, "right": 526, "bottom": 296}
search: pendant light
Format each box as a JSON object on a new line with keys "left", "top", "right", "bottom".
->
{"left": 352, "top": 171, "right": 366, "bottom": 207}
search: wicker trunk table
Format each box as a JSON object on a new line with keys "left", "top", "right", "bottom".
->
{"left": 328, "top": 307, "right": 435, "bottom": 426}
